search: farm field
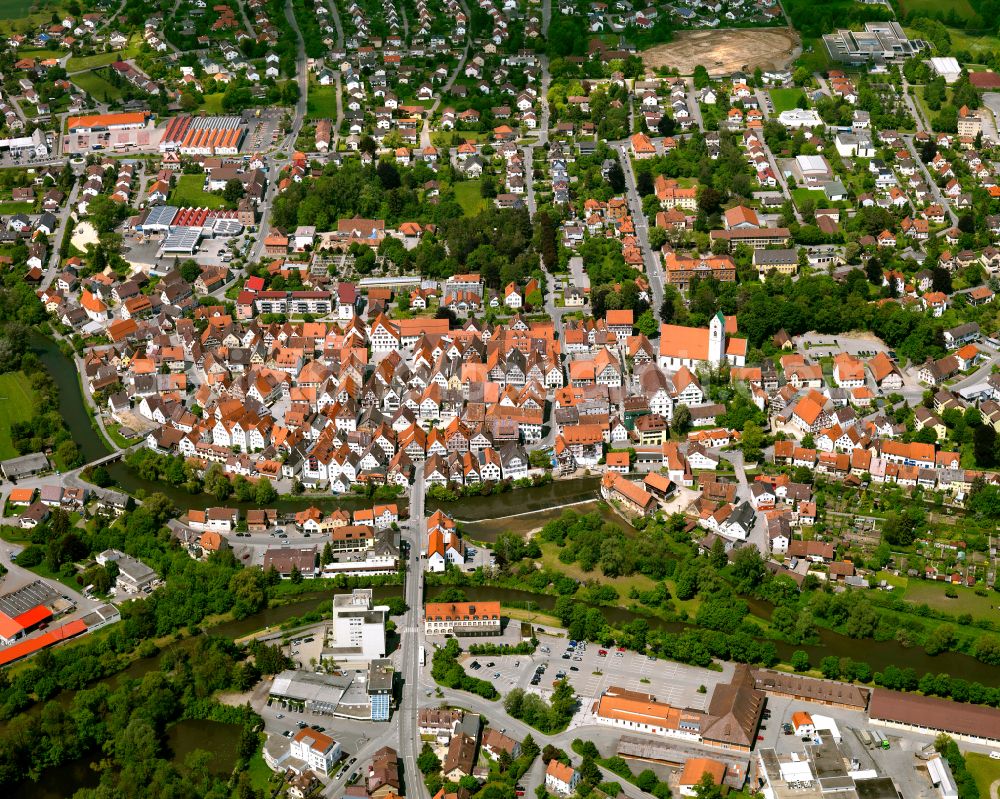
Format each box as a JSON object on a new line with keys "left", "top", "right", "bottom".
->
{"left": 169, "top": 174, "right": 228, "bottom": 210}
{"left": 769, "top": 88, "right": 805, "bottom": 114}
{"left": 0, "top": 371, "right": 36, "bottom": 460}
{"left": 642, "top": 28, "right": 799, "bottom": 76}
{"left": 454, "top": 180, "right": 487, "bottom": 216}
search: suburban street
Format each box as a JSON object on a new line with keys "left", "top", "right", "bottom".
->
{"left": 612, "top": 142, "right": 664, "bottom": 312}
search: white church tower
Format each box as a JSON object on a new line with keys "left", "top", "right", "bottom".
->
{"left": 708, "top": 312, "right": 725, "bottom": 366}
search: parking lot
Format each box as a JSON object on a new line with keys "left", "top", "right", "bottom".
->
{"left": 754, "top": 693, "right": 941, "bottom": 798}
{"left": 121, "top": 231, "right": 248, "bottom": 273}
{"left": 62, "top": 123, "right": 164, "bottom": 155}
{"left": 285, "top": 630, "right": 325, "bottom": 669}
{"left": 793, "top": 332, "right": 893, "bottom": 360}
{"left": 241, "top": 108, "right": 286, "bottom": 153}
{"left": 258, "top": 698, "right": 378, "bottom": 784}
{"left": 460, "top": 637, "right": 733, "bottom": 713}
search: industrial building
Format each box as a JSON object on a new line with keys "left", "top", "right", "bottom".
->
{"left": 159, "top": 114, "right": 246, "bottom": 155}
{"left": 823, "top": 23, "right": 927, "bottom": 66}
{"left": 67, "top": 111, "right": 151, "bottom": 133}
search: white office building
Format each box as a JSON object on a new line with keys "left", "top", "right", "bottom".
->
{"left": 324, "top": 589, "right": 388, "bottom": 662}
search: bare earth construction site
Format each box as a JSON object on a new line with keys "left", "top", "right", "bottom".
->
{"left": 642, "top": 27, "right": 800, "bottom": 75}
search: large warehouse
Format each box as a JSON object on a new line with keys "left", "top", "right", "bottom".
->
{"left": 159, "top": 114, "right": 246, "bottom": 155}
{"left": 67, "top": 111, "right": 151, "bottom": 133}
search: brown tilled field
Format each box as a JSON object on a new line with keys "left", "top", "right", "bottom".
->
{"left": 642, "top": 28, "right": 800, "bottom": 76}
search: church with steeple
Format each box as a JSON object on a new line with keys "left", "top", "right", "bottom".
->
{"left": 657, "top": 313, "right": 747, "bottom": 371}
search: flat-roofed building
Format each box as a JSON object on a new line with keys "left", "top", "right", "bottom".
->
{"left": 367, "top": 659, "right": 394, "bottom": 721}
{"left": 324, "top": 588, "right": 388, "bottom": 662}
{"left": 823, "top": 22, "right": 927, "bottom": 66}
{"left": 269, "top": 669, "right": 353, "bottom": 714}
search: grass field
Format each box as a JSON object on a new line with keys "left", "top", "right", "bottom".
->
{"left": 454, "top": 180, "right": 486, "bottom": 216}
{"left": 902, "top": 580, "right": 997, "bottom": 617}
{"left": 0, "top": 0, "right": 59, "bottom": 30}
{"left": 966, "top": 753, "right": 1000, "bottom": 797}
{"left": 72, "top": 69, "right": 123, "bottom": 102}
{"left": 770, "top": 88, "right": 805, "bottom": 114}
{"left": 0, "top": 372, "right": 35, "bottom": 459}
{"left": 0, "top": 201, "right": 35, "bottom": 214}
{"left": 899, "top": 0, "right": 976, "bottom": 20}
{"left": 792, "top": 187, "right": 827, "bottom": 207}
{"left": 949, "top": 27, "right": 1000, "bottom": 53}
{"left": 432, "top": 131, "right": 489, "bottom": 147}
{"left": 169, "top": 174, "right": 228, "bottom": 210}
{"left": 16, "top": 47, "right": 63, "bottom": 59}
{"left": 66, "top": 39, "right": 141, "bottom": 72}
{"left": 200, "top": 93, "right": 226, "bottom": 114}
{"left": 306, "top": 83, "right": 338, "bottom": 120}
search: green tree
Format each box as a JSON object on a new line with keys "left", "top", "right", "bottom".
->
{"left": 672, "top": 404, "right": 691, "bottom": 435}
{"left": 550, "top": 679, "right": 577, "bottom": 724}
{"left": 223, "top": 179, "right": 244, "bottom": 204}
{"left": 417, "top": 742, "right": 441, "bottom": 775}
{"left": 229, "top": 568, "right": 268, "bottom": 619}
{"left": 741, "top": 421, "right": 764, "bottom": 460}
{"left": 254, "top": 477, "right": 277, "bottom": 504}
{"left": 693, "top": 772, "right": 725, "bottom": 799}
{"left": 791, "top": 650, "right": 811, "bottom": 672}
{"left": 819, "top": 656, "right": 841, "bottom": 679}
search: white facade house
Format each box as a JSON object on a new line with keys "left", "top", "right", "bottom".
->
{"left": 290, "top": 728, "right": 342, "bottom": 775}
{"left": 545, "top": 761, "right": 580, "bottom": 795}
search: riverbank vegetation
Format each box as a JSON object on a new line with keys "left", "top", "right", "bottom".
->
{"left": 0, "top": 635, "right": 271, "bottom": 796}
{"left": 0, "top": 493, "right": 272, "bottom": 719}
{"left": 1, "top": 352, "right": 84, "bottom": 468}
{"left": 432, "top": 508, "right": 1000, "bottom": 707}
{"left": 123, "top": 449, "right": 278, "bottom": 503}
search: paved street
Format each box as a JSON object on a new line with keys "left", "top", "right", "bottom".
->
{"left": 612, "top": 142, "right": 664, "bottom": 312}
{"left": 901, "top": 133, "right": 957, "bottom": 226}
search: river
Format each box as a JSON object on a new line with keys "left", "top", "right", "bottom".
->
{"left": 31, "top": 337, "right": 1000, "bottom": 707}
{"left": 426, "top": 585, "right": 1000, "bottom": 687}
{"left": 459, "top": 499, "right": 635, "bottom": 543}
{"left": 426, "top": 476, "right": 604, "bottom": 523}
